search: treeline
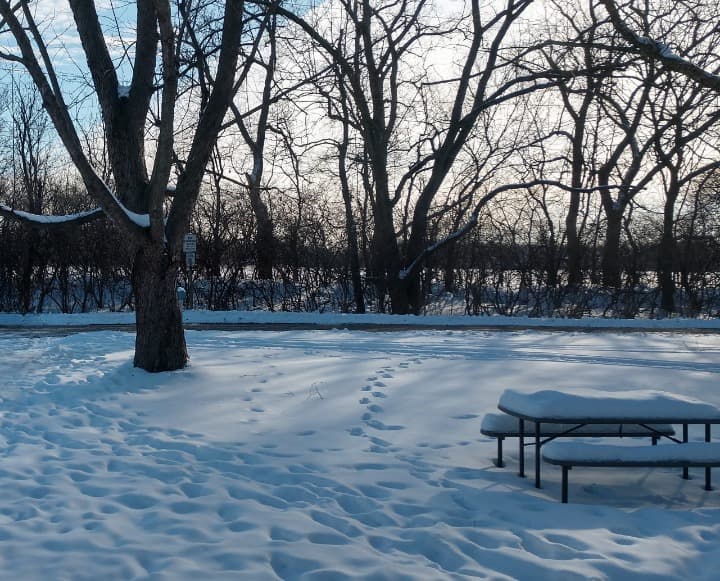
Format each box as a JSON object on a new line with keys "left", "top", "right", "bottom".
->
{"left": 2, "top": 169, "right": 720, "bottom": 318}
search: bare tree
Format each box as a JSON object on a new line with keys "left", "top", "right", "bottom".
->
{"left": 647, "top": 79, "right": 720, "bottom": 312}
{"left": 0, "top": 0, "right": 249, "bottom": 371}
{"left": 264, "top": 0, "right": 559, "bottom": 314}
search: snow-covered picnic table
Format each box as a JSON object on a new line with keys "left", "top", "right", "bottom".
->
{"left": 497, "top": 388, "right": 720, "bottom": 489}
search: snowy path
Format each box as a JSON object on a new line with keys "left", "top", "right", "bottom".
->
{"left": 0, "top": 328, "right": 719, "bottom": 579}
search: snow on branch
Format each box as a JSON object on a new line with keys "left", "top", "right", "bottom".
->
{"left": 105, "top": 189, "right": 151, "bottom": 229}
{"left": 599, "top": 0, "right": 720, "bottom": 93}
{"left": 0, "top": 204, "right": 105, "bottom": 228}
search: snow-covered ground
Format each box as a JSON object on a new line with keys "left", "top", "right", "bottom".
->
{"left": 1, "top": 314, "right": 720, "bottom": 579}
{"left": 4, "top": 309, "right": 720, "bottom": 330}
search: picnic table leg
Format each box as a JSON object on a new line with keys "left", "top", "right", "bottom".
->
{"left": 535, "top": 422, "right": 542, "bottom": 488}
{"left": 683, "top": 423, "right": 689, "bottom": 480}
{"left": 705, "top": 423, "right": 712, "bottom": 491}
{"left": 518, "top": 419, "right": 525, "bottom": 478}
{"left": 496, "top": 437, "right": 505, "bottom": 468}
{"left": 561, "top": 466, "right": 570, "bottom": 503}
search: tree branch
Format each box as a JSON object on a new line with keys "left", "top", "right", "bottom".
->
{"left": 599, "top": 0, "right": 720, "bottom": 92}
{"left": 0, "top": 204, "right": 104, "bottom": 229}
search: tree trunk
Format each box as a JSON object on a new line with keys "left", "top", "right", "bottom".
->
{"left": 565, "top": 193, "right": 583, "bottom": 288}
{"left": 248, "top": 184, "right": 275, "bottom": 281}
{"left": 602, "top": 210, "right": 623, "bottom": 288}
{"left": 443, "top": 247, "right": 457, "bottom": 293}
{"left": 337, "top": 128, "right": 365, "bottom": 313}
{"left": 132, "top": 243, "right": 187, "bottom": 372}
{"left": 658, "top": 193, "right": 678, "bottom": 314}
{"left": 343, "top": 201, "right": 365, "bottom": 314}
{"left": 18, "top": 233, "right": 33, "bottom": 314}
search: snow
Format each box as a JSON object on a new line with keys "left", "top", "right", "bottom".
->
{"left": 480, "top": 411, "right": 674, "bottom": 436}
{"left": 499, "top": 388, "right": 720, "bottom": 422}
{"left": 4, "top": 309, "right": 720, "bottom": 331}
{"left": 544, "top": 441, "right": 720, "bottom": 464}
{"left": 1, "top": 317, "right": 720, "bottom": 578}
{"left": 0, "top": 204, "right": 101, "bottom": 224}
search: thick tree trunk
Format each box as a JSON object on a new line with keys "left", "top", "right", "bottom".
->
{"left": 132, "top": 244, "right": 187, "bottom": 372}
{"left": 344, "top": 208, "right": 365, "bottom": 314}
{"left": 337, "top": 137, "right": 365, "bottom": 313}
{"left": 370, "top": 171, "right": 408, "bottom": 314}
{"left": 251, "top": 194, "right": 275, "bottom": 281}
{"left": 405, "top": 274, "right": 423, "bottom": 315}
{"left": 371, "top": 233, "right": 406, "bottom": 314}
{"left": 602, "top": 210, "right": 623, "bottom": 288}
{"left": 565, "top": 193, "right": 583, "bottom": 288}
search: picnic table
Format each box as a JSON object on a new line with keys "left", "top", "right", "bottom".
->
{"left": 497, "top": 388, "right": 720, "bottom": 489}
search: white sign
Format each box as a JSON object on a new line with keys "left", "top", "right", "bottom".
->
{"left": 183, "top": 233, "right": 197, "bottom": 253}
{"left": 185, "top": 252, "right": 196, "bottom": 268}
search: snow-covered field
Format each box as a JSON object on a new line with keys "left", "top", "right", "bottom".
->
{"left": 2, "top": 317, "right": 720, "bottom": 579}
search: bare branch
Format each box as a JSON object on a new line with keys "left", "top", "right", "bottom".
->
{"left": 599, "top": 0, "right": 720, "bottom": 92}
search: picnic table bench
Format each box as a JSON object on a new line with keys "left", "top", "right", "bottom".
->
{"left": 481, "top": 412, "right": 674, "bottom": 467}
{"left": 543, "top": 441, "right": 720, "bottom": 502}
{"left": 494, "top": 388, "right": 720, "bottom": 497}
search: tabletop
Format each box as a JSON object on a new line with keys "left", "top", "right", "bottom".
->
{"left": 498, "top": 388, "right": 720, "bottom": 424}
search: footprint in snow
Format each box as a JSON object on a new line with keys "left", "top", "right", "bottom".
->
{"left": 377, "top": 480, "right": 409, "bottom": 490}
{"left": 170, "top": 501, "right": 205, "bottom": 515}
{"left": 308, "top": 532, "right": 350, "bottom": 546}
{"left": 365, "top": 419, "right": 403, "bottom": 431}
{"left": 115, "top": 493, "right": 157, "bottom": 510}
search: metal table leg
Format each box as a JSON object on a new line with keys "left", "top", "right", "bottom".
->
{"left": 706, "top": 423, "right": 713, "bottom": 491}
{"left": 535, "top": 422, "right": 542, "bottom": 488}
{"left": 561, "top": 466, "right": 570, "bottom": 503}
{"left": 683, "top": 423, "right": 689, "bottom": 480}
{"left": 496, "top": 437, "right": 505, "bottom": 468}
{"left": 519, "top": 419, "right": 525, "bottom": 478}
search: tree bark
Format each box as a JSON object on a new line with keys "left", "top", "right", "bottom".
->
{"left": 247, "top": 180, "right": 275, "bottom": 281}
{"left": 132, "top": 243, "right": 187, "bottom": 372}
{"left": 658, "top": 187, "right": 679, "bottom": 313}
{"left": 602, "top": 209, "right": 623, "bottom": 288}
{"left": 338, "top": 147, "right": 365, "bottom": 313}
